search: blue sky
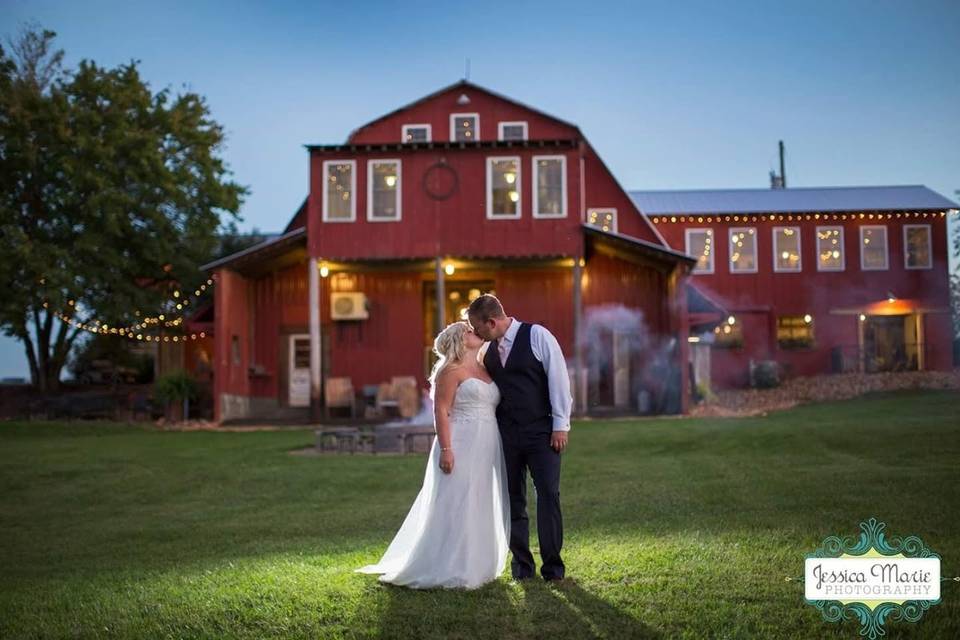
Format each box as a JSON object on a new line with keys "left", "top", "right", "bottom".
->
{"left": 1, "top": 0, "right": 958, "bottom": 378}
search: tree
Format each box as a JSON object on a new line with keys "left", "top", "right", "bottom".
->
{"left": 0, "top": 26, "right": 247, "bottom": 391}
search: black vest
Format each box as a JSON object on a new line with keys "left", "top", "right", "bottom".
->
{"left": 484, "top": 322, "right": 553, "bottom": 431}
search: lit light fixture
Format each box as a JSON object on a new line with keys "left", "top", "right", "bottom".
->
{"left": 508, "top": 191, "right": 519, "bottom": 203}
{"left": 859, "top": 314, "right": 866, "bottom": 322}
{"left": 445, "top": 263, "right": 455, "bottom": 276}
{"left": 319, "top": 263, "right": 330, "bottom": 278}
{"left": 803, "top": 314, "right": 812, "bottom": 323}
{"left": 886, "top": 292, "right": 896, "bottom": 303}
{"left": 727, "top": 315, "right": 736, "bottom": 325}
{"left": 688, "top": 336, "right": 701, "bottom": 343}
{"left": 504, "top": 171, "right": 516, "bottom": 184}
{"left": 384, "top": 175, "right": 397, "bottom": 188}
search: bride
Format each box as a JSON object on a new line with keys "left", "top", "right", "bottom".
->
{"left": 355, "top": 321, "right": 510, "bottom": 589}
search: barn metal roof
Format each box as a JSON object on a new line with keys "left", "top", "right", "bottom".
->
{"left": 628, "top": 185, "right": 958, "bottom": 215}
{"left": 200, "top": 227, "right": 306, "bottom": 272}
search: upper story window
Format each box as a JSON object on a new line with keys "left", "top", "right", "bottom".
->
{"left": 903, "top": 224, "right": 932, "bottom": 269}
{"left": 486, "top": 156, "right": 520, "bottom": 219}
{"left": 729, "top": 227, "right": 757, "bottom": 273}
{"left": 685, "top": 228, "right": 714, "bottom": 274}
{"left": 401, "top": 124, "right": 431, "bottom": 143}
{"left": 587, "top": 208, "right": 617, "bottom": 233}
{"left": 532, "top": 155, "right": 566, "bottom": 218}
{"left": 816, "top": 226, "right": 844, "bottom": 271}
{"left": 773, "top": 226, "right": 801, "bottom": 272}
{"left": 498, "top": 121, "right": 528, "bottom": 141}
{"left": 860, "top": 225, "right": 888, "bottom": 270}
{"left": 367, "top": 159, "right": 401, "bottom": 222}
{"left": 450, "top": 113, "right": 479, "bottom": 142}
{"left": 322, "top": 160, "right": 356, "bottom": 222}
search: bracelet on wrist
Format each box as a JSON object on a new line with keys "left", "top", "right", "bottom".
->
{"left": 441, "top": 446, "right": 452, "bottom": 452}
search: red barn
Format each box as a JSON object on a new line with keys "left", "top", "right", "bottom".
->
{"left": 201, "top": 81, "right": 958, "bottom": 423}
{"left": 631, "top": 187, "right": 958, "bottom": 390}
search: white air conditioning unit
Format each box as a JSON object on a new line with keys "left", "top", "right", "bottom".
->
{"left": 331, "top": 292, "right": 369, "bottom": 320}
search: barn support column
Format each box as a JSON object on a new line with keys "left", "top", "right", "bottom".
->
{"left": 435, "top": 257, "right": 445, "bottom": 334}
{"left": 572, "top": 258, "right": 585, "bottom": 416}
{"left": 668, "top": 266, "right": 691, "bottom": 415}
{"left": 309, "top": 257, "right": 322, "bottom": 421}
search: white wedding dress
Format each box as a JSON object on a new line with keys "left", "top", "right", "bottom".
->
{"left": 355, "top": 377, "right": 510, "bottom": 589}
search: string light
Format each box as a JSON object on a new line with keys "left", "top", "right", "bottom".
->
{"left": 650, "top": 211, "right": 943, "bottom": 224}
{"left": 42, "top": 275, "right": 216, "bottom": 342}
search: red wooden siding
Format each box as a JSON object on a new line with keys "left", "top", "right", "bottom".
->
{"left": 581, "top": 143, "right": 663, "bottom": 245}
{"left": 308, "top": 147, "right": 583, "bottom": 260}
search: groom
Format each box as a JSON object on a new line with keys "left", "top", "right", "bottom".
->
{"left": 466, "top": 294, "right": 572, "bottom": 582}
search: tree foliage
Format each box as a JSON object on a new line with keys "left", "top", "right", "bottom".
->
{"left": 0, "top": 26, "right": 247, "bottom": 390}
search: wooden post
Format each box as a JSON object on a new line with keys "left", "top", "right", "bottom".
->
{"left": 309, "top": 257, "right": 322, "bottom": 421}
{"left": 435, "top": 257, "right": 445, "bottom": 334}
{"left": 572, "top": 258, "right": 584, "bottom": 416}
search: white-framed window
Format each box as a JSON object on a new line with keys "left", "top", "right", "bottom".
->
{"left": 729, "top": 227, "right": 757, "bottom": 273}
{"left": 903, "top": 224, "right": 932, "bottom": 269}
{"left": 587, "top": 208, "right": 617, "bottom": 233}
{"left": 367, "top": 159, "right": 401, "bottom": 222}
{"left": 685, "top": 228, "right": 714, "bottom": 274}
{"left": 773, "top": 226, "right": 802, "bottom": 272}
{"left": 486, "top": 156, "right": 521, "bottom": 219}
{"left": 322, "top": 160, "right": 356, "bottom": 222}
{"left": 532, "top": 155, "right": 567, "bottom": 218}
{"left": 498, "top": 121, "right": 528, "bottom": 141}
{"left": 860, "top": 225, "right": 888, "bottom": 270}
{"left": 816, "top": 226, "right": 845, "bottom": 271}
{"left": 450, "top": 113, "right": 479, "bottom": 142}
{"left": 401, "top": 124, "right": 431, "bottom": 143}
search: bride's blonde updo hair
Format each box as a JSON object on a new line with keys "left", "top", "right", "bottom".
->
{"left": 428, "top": 321, "right": 470, "bottom": 400}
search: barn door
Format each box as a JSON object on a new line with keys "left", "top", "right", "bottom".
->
{"left": 288, "top": 334, "right": 311, "bottom": 407}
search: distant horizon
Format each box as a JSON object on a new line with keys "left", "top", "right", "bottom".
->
{"left": 2, "top": 0, "right": 958, "bottom": 379}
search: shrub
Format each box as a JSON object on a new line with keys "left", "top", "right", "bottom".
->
{"left": 752, "top": 360, "right": 781, "bottom": 389}
{"left": 154, "top": 371, "right": 199, "bottom": 420}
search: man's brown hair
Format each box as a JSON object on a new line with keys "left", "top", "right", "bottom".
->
{"left": 466, "top": 293, "right": 505, "bottom": 324}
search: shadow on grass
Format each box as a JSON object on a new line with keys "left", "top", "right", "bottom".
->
{"left": 366, "top": 575, "right": 660, "bottom": 640}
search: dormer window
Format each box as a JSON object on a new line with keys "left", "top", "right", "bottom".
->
{"left": 498, "top": 121, "right": 528, "bottom": 141}
{"left": 402, "top": 124, "right": 431, "bottom": 143}
{"left": 451, "top": 113, "right": 479, "bottom": 142}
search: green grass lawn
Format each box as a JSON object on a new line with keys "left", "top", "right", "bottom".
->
{"left": 1, "top": 389, "right": 958, "bottom": 639}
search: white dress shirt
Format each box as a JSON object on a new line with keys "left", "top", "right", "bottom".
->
{"left": 496, "top": 317, "right": 573, "bottom": 432}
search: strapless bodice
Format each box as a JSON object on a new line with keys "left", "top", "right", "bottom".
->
{"left": 448, "top": 377, "right": 500, "bottom": 423}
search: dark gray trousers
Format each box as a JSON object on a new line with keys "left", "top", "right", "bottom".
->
{"left": 500, "top": 424, "right": 564, "bottom": 580}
